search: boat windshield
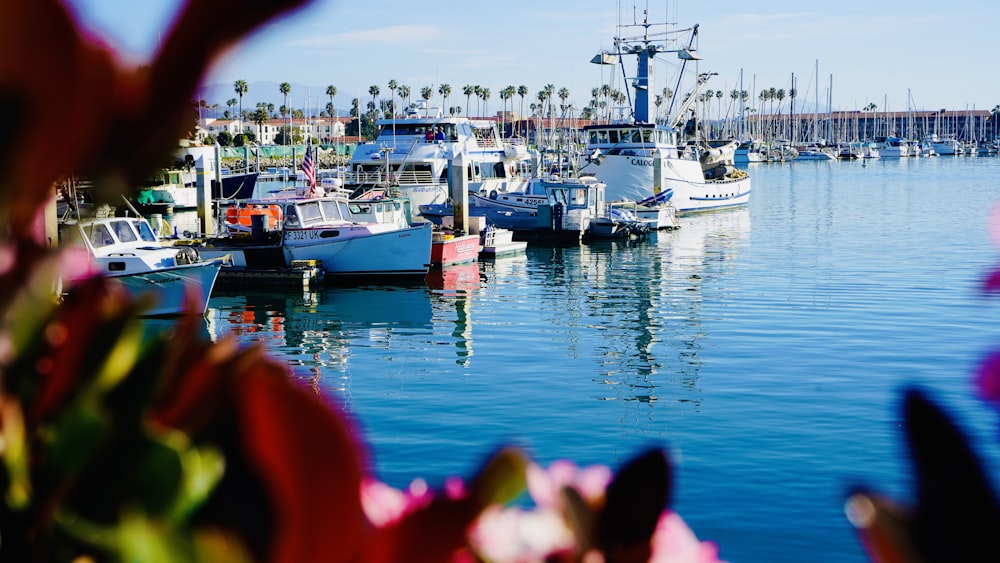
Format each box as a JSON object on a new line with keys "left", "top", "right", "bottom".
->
{"left": 296, "top": 201, "right": 324, "bottom": 226}
{"left": 320, "top": 199, "right": 349, "bottom": 222}
{"left": 134, "top": 219, "right": 157, "bottom": 242}
{"left": 569, "top": 187, "right": 588, "bottom": 207}
{"left": 86, "top": 223, "right": 116, "bottom": 247}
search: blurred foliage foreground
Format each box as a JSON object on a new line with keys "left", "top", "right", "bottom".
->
{"left": 3, "top": 0, "right": 1000, "bottom": 562}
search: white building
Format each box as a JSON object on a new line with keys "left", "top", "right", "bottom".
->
{"left": 199, "top": 117, "right": 347, "bottom": 145}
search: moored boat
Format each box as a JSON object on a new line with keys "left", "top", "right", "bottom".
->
{"left": 576, "top": 20, "right": 751, "bottom": 214}
{"left": 58, "top": 215, "right": 223, "bottom": 316}
{"left": 271, "top": 188, "right": 432, "bottom": 278}
{"left": 343, "top": 101, "right": 529, "bottom": 214}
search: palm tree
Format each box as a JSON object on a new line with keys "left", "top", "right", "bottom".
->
{"left": 543, "top": 84, "right": 555, "bottom": 119}
{"left": 517, "top": 85, "right": 528, "bottom": 135}
{"left": 279, "top": 82, "right": 291, "bottom": 145}
{"left": 474, "top": 85, "right": 483, "bottom": 117}
{"left": 438, "top": 83, "right": 451, "bottom": 112}
{"left": 775, "top": 89, "right": 786, "bottom": 138}
{"left": 535, "top": 90, "right": 549, "bottom": 143}
{"left": 387, "top": 79, "right": 398, "bottom": 117}
{"left": 715, "top": 90, "right": 724, "bottom": 129}
{"left": 367, "top": 85, "right": 380, "bottom": 122}
{"left": 251, "top": 106, "right": 269, "bottom": 142}
{"left": 398, "top": 85, "right": 410, "bottom": 109}
{"left": 326, "top": 85, "right": 337, "bottom": 143}
{"left": 226, "top": 97, "right": 237, "bottom": 120}
{"left": 233, "top": 79, "right": 248, "bottom": 135}
{"left": 500, "top": 86, "right": 515, "bottom": 136}
{"left": 481, "top": 88, "right": 491, "bottom": 117}
{"left": 420, "top": 86, "right": 433, "bottom": 103}
{"left": 463, "top": 84, "right": 475, "bottom": 118}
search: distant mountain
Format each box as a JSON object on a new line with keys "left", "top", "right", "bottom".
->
{"left": 196, "top": 81, "right": 348, "bottom": 116}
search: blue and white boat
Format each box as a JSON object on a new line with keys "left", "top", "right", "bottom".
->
{"left": 421, "top": 177, "right": 667, "bottom": 240}
{"left": 577, "top": 19, "right": 751, "bottom": 214}
{"left": 58, "top": 215, "right": 223, "bottom": 316}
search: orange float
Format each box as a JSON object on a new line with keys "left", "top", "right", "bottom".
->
{"left": 225, "top": 204, "right": 283, "bottom": 233}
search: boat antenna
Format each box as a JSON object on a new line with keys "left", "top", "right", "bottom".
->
{"left": 121, "top": 194, "right": 143, "bottom": 218}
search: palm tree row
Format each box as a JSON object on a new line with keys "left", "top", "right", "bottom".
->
{"left": 227, "top": 78, "right": 786, "bottom": 142}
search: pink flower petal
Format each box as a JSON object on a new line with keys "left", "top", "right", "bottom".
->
{"left": 649, "top": 511, "right": 725, "bottom": 563}
{"left": 975, "top": 349, "right": 1000, "bottom": 405}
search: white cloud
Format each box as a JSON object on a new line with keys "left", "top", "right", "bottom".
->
{"left": 293, "top": 24, "right": 441, "bottom": 47}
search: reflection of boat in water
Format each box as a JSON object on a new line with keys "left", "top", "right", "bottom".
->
{"left": 528, "top": 207, "right": 751, "bottom": 410}
{"left": 207, "top": 286, "right": 435, "bottom": 351}
{"left": 425, "top": 261, "right": 481, "bottom": 292}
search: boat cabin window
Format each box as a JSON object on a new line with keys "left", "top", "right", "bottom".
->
{"left": 321, "top": 199, "right": 348, "bottom": 222}
{"left": 349, "top": 203, "right": 372, "bottom": 214}
{"left": 295, "top": 202, "right": 322, "bottom": 225}
{"left": 550, "top": 188, "right": 567, "bottom": 206}
{"left": 569, "top": 188, "right": 587, "bottom": 207}
{"left": 642, "top": 129, "right": 653, "bottom": 143}
{"left": 608, "top": 130, "right": 619, "bottom": 144}
{"left": 111, "top": 220, "right": 137, "bottom": 243}
{"left": 135, "top": 220, "right": 157, "bottom": 242}
{"left": 283, "top": 206, "right": 300, "bottom": 227}
{"left": 87, "top": 224, "right": 115, "bottom": 247}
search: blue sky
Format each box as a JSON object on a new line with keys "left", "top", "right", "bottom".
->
{"left": 64, "top": 0, "right": 1000, "bottom": 116}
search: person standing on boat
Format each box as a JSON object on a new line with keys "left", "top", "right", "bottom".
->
{"left": 435, "top": 127, "right": 445, "bottom": 141}
{"left": 424, "top": 128, "right": 434, "bottom": 142}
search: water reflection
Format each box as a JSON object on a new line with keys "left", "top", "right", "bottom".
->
{"left": 203, "top": 208, "right": 751, "bottom": 418}
{"left": 530, "top": 208, "right": 751, "bottom": 410}
{"left": 207, "top": 285, "right": 438, "bottom": 395}
{"left": 427, "top": 262, "right": 482, "bottom": 366}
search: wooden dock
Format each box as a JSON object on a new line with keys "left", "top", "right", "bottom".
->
{"left": 216, "top": 260, "right": 323, "bottom": 290}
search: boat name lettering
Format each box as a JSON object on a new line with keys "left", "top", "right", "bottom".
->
{"left": 143, "top": 275, "right": 182, "bottom": 286}
{"left": 285, "top": 230, "right": 323, "bottom": 241}
{"left": 631, "top": 158, "right": 653, "bottom": 167}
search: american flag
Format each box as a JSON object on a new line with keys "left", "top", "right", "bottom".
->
{"left": 301, "top": 145, "right": 316, "bottom": 192}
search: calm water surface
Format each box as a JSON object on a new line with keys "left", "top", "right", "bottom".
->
{"left": 201, "top": 157, "right": 1000, "bottom": 562}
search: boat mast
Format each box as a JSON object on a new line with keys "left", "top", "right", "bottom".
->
{"left": 813, "top": 60, "right": 818, "bottom": 144}
{"left": 738, "top": 68, "right": 744, "bottom": 140}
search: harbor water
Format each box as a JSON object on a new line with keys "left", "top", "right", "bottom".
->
{"left": 196, "top": 157, "right": 1000, "bottom": 562}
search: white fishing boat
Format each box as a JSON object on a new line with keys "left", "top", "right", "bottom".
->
{"left": 470, "top": 174, "right": 607, "bottom": 214}
{"left": 874, "top": 136, "right": 908, "bottom": 158}
{"left": 344, "top": 101, "right": 530, "bottom": 213}
{"left": 926, "top": 134, "right": 959, "bottom": 156}
{"left": 279, "top": 189, "right": 432, "bottom": 278}
{"left": 795, "top": 146, "right": 837, "bottom": 161}
{"left": 58, "top": 215, "right": 223, "bottom": 316}
{"left": 576, "top": 19, "right": 751, "bottom": 214}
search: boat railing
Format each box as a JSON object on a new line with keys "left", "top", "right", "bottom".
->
{"left": 394, "top": 170, "right": 441, "bottom": 185}
{"left": 605, "top": 200, "right": 642, "bottom": 217}
{"left": 344, "top": 169, "right": 443, "bottom": 187}
{"left": 472, "top": 128, "right": 499, "bottom": 149}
